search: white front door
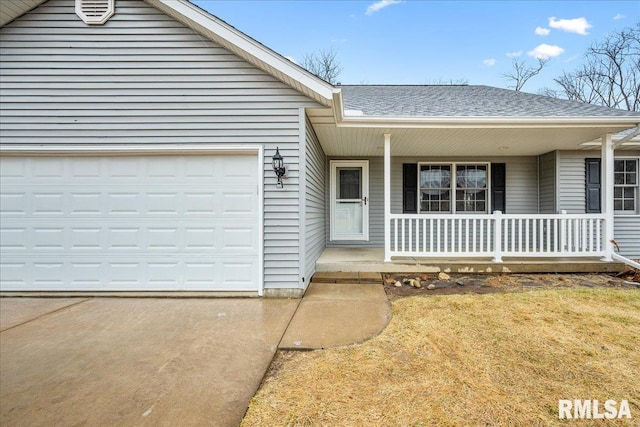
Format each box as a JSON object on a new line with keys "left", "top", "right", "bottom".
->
{"left": 330, "top": 160, "right": 369, "bottom": 241}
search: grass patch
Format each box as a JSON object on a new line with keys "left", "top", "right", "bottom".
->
{"left": 242, "top": 289, "right": 640, "bottom": 426}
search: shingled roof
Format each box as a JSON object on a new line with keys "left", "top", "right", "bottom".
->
{"left": 339, "top": 85, "right": 640, "bottom": 118}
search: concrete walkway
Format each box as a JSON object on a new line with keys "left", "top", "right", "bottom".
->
{"left": 0, "top": 284, "right": 390, "bottom": 426}
{"left": 280, "top": 282, "right": 392, "bottom": 350}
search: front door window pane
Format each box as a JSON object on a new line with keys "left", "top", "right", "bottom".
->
{"left": 337, "top": 168, "right": 361, "bottom": 199}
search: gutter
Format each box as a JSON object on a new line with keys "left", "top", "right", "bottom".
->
{"left": 334, "top": 115, "right": 640, "bottom": 129}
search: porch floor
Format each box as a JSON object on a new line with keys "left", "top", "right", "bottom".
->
{"left": 316, "top": 248, "right": 624, "bottom": 274}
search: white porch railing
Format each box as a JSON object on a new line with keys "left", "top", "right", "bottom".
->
{"left": 388, "top": 211, "right": 606, "bottom": 261}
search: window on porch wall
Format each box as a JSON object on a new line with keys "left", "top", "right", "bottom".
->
{"left": 418, "top": 163, "right": 488, "bottom": 213}
{"left": 586, "top": 157, "right": 640, "bottom": 215}
{"left": 614, "top": 159, "right": 638, "bottom": 213}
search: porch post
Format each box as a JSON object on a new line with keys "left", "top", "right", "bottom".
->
{"left": 601, "top": 133, "right": 614, "bottom": 261}
{"left": 384, "top": 133, "right": 391, "bottom": 262}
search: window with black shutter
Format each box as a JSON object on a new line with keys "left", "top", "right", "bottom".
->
{"left": 402, "top": 162, "right": 502, "bottom": 214}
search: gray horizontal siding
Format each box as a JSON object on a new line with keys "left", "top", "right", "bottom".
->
{"left": 327, "top": 156, "right": 539, "bottom": 248}
{"left": 538, "top": 151, "right": 557, "bottom": 213}
{"left": 557, "top": 151, "right": 588, "bottom": 213}
{"left": 0, "top": 0, "right": 321, "bottom": 290}
{"left": 557, "top": 150, "right": 640, "bottom": 259}
{"left": 614, "top": 217, "right": 640, "bottom": 259}
{"left": 304, "top": 115, "right": 326, "bottom": 280}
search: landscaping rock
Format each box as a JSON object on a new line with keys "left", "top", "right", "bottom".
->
{"left": 394, "top": 281, "right": 403, "bottom": 287}
{"left": 438, "top": 272, "right": 450, "bottom": 280}
{"left": 455, "top": 279, "right": 465, "bottom": 286}
{"left": 384, "top": 277, "right": 397, "bottom": 285}
{"left": 427, "top": 284, "right": 436, "bottom": 290}
{"left": 420, "top": 274, "right": 430, "bottom": 281}
{"left": 412, "top": 279, "right": 422, "bottom": 289}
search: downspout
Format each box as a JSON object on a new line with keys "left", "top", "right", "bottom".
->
{"left": 611, "top": 252, "right": 640, "bottom": 270}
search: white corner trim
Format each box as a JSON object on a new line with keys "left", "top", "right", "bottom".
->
{"left": 257, "top": 145, "right": 265, "bottom": 296}
{"left": 149, "top": 0, "right": 335, "bottom": 106}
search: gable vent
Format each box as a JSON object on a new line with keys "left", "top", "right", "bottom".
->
{"left": 76, "top": 0, "right": 115, "bottom": 25}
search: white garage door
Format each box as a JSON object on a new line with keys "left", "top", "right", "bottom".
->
{"left": 0, "top": 154, "right": 261, "bottom": 292}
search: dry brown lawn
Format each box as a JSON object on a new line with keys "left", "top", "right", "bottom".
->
{"left": 242, "top": 289, "right": 640, "bottom": 426}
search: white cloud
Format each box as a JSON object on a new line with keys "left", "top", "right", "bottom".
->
{"left": 535, "top": 27, "right": 550, "bottom": 36}
{"left": 548, "top": 17, "right": 592, "bottom": 35}
{"left": 613, "top": 13, "right": 625, "bottom": 20}
{"left": 506, "top": 51, "right": 523, "bottom": 58}
{"left": 528, "top": 44, "right": 565, "bottom": 59}
{"left": 366, "top": 0, "right": 402, "bottom": 15}
{"left": 284, "top": 56, "right": 297, "bottom": 64}
{"left": 483, "top": 58, "right": 496, "bottom": 66}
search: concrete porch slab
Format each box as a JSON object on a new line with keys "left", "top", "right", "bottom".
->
{"left": 316, "top": 248, "right": 624, "bottom": 274}
{"left": 279, "top": 283, "right": 391, "bottom": 350}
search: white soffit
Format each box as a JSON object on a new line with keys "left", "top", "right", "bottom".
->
{"left": 312, "top": 125, "right": 637, "bottom": 157}
{"left": 0, "top": 0, "right": 47, "bottom": 26}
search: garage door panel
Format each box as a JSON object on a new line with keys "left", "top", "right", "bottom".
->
{"left": 2, "top": 252, "right": 260, "bottom": 291}
{"left": 0, "top": 155, "right": 260, "bottom": 292}
{"left": 70, "top": 193, "right": 102, "bottom": 215}
{"left": 0, "top": 193, "right": 26, "bottom": 215}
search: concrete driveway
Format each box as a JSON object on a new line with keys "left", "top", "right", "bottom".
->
{"left": 0, "top": 297, "right": 298, "bottom": 427}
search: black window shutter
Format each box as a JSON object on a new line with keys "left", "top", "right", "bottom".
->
{"left": 403, "top": 163, "right": 418, "bottom": 213}
{"left": 491, "top": 163, "right": 506, "bottom": 213}
{"left": 585, "top": 158, "right": 601, "bottom": 213}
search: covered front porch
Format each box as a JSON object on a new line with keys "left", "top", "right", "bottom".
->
{"left": 315, "top": 247, "right": 624, "bottom": 274}
{"left": 306, "top": 85, "right": 640, "bottom": 274}
{"left": 378, "top": 132, "right": 621, "bottom": 263}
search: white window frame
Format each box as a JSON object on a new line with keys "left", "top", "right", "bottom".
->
{"left": 613, "top": 157, "right": 639, "bottom": 215}
{"left": 417, "top": 162, "right": 491, "bottom": 214}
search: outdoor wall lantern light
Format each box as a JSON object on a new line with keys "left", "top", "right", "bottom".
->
{"left": 272, "top": 147, "right": 286, "bottom": 188}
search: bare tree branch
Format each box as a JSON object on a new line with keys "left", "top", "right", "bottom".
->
{"left": 300, "top": 47, "right": 343, "bottom": 85}
{"left": 503, "top": 58, "right": 548, "bottom": 91}
{"left": 552, "top": 21, "right": 639, "bottom": 111}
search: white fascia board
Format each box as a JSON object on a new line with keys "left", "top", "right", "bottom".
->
{"left": 335, "top": 115, "right": 640, "bottom": 129}
{"left": 150, "top": 0, "right": 336, "bottom": 106}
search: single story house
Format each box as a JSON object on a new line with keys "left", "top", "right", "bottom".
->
{"left": 1, "top": 0, "right": 639, "bottom": 297}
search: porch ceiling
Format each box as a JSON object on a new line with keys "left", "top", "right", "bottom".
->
{"left": 311, "top": 123, "right": 638, "bottom": 157}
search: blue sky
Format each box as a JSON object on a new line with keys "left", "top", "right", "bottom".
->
{"left": 192, "top": 1, "right": 639, "bottom": 93}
